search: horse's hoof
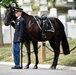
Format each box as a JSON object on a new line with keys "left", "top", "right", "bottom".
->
{"left": 33, "top": 65, "right": 38, "bottom": 69}
{"left": 24, "top": 65, "right": 29, "bottom": 69}
{"left": 51, "top": 65, "right": 56, "bottom": 69}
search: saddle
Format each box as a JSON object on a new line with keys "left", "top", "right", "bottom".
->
{"left": 35, "top": 14, "right": 54, "bottom": 38}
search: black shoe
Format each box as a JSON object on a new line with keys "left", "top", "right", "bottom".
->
{"left": 11, "top": 66, "right": 22, "bottom": 69}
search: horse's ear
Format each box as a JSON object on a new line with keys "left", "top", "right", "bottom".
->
{"left": 2, "top": 5, "right": 8, "bottom": 8}
{"left": 5, "top": 5, "right": 12, "bottom": 9}
{"left": 4, "top": 5, "right": 11, "bottom": 8}
{"left": 5, "top": 6, "right": 9, "bottom": 8}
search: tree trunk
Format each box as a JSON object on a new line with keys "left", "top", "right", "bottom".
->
{"left": 52, "top": 0, "right": 56, "bottom": 8}
{"left": 0, "top": 7, "right": 4, "bottom": 46}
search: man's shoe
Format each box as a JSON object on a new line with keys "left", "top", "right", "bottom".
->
{"left": 11, "top": 66, "right": 22, "bottom": 69}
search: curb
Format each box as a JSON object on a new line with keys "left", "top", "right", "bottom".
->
{"left": 0, "top": 62, "right": 76, "bottom": 71}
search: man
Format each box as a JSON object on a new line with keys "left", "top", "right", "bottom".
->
{"left": 11, "top": 8, "right": 25, "bottom": 69}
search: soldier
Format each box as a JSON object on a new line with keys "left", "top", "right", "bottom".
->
{"left": 11, "top": 8, "right": 25, "bottom": 69}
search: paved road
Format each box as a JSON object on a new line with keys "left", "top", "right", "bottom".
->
{"left": 0, "top": 63, "right": 76, "bottom": 75}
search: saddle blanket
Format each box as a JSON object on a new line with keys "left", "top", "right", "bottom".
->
{"left": 34, "top": 16, "right": 55, "bottom": 32}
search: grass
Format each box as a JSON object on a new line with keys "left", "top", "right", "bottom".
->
{"left": 0, "top": 39, "right": 76, "bottom": 67}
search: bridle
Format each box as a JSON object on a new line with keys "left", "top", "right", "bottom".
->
{"left": 9, "top": 7, "right": 16, "bottom": 24}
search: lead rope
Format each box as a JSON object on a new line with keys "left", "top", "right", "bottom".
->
{"left": 20, "top": 43, "right": 23, "bottom": 68}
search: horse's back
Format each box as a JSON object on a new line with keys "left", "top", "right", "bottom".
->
{"left": 48, "top": 17, "right": 64, "bottom": 31}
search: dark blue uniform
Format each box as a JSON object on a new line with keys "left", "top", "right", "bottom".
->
{"left": 13, "top": 17, "right": 25, "bottom": 42}
{"left": 13, "top": 17, "right": 25, "bottom": 67}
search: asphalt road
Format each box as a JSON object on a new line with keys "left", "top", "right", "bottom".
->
{"left": 0, "top": 64, "right": 76, "bottom": 75}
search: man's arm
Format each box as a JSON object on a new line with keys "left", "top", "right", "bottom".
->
{"left": 18, "top": 20, "right": 25, "bottom": 42}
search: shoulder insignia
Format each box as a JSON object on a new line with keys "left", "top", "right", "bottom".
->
{"left": 17, "top": 22, "right": 19, "bottom": 25}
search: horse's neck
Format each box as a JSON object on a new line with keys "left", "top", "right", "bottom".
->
{"left": 22, "top": 12, "right": 39, "bottom": 32}
{"left": 22, "top": 12, "right": 32, "bottom": 22}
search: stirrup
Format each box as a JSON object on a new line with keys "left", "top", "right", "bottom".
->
{"left": 42, "top": 34, "right": 46, "bottom": 38}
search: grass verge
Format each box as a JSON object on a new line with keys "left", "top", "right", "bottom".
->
{"left": 0, "top": 39, "right": 76, "bottom": 67}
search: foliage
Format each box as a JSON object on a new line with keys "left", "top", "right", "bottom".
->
{"left": 0, "top": 0, "right": 18, "bottom": 7}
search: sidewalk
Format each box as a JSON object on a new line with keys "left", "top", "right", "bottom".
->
{"left": 0, "top": 62, "right": 76, "bottom": 71}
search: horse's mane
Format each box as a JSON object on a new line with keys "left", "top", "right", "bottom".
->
{"left": 22, "top": 11, "right": 32, "bottom": 17}
{"left": 22, "top": 11, "right": 34, "bottom": 25}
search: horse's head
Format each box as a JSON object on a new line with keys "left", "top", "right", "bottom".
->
{"left": 4, "top": 6, "right": 16, "bottom": 26}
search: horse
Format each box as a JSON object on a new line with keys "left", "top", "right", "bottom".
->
{"left": 4, "top": 6, "right": 70, "bottom": 69}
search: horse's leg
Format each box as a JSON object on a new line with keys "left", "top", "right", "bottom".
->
{"left": 24, "top": 41, "right": 31, "bottom": 69}
{"left": 32, "top": 41, "right": 39, "bottom": 69}
{"left": 49, "top": 38, "right": 60, "bottom": 69}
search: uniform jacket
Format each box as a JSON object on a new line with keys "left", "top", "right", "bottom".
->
{"left": 13, "top": 17, "right": 26, "bottom": 43}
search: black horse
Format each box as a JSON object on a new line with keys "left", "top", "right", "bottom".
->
{"left": 4, "top": 6, "right": 70, "bottom": 69}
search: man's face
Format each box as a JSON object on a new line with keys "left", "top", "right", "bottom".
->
{"left": 15, "top": 12, "right": 22, "bottom": 17}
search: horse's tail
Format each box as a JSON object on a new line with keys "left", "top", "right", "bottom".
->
{"left": 61, "top": 31, "right": 70, "bottom": 55}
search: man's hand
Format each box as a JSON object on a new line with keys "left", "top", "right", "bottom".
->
{"left": 18, "top": 37, "right": 22, "bottom": 42}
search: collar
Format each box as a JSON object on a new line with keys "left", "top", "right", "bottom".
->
{"left": 17, "top": 16, "right": 21, "bottom": 20}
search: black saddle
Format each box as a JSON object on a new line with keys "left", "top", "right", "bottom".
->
{"left": 35, "top": 14, "right": 52, "bottom": 31}
{"left": 35, "top": 14, "right": 54, "bottom": 38}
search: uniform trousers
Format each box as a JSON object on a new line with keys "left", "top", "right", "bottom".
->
{"left": 13, "top": 42, "right": 20, "bottom": 67}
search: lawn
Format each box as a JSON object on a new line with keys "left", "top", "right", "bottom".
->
{"left": 0, "top": 39, "right": 76, "bottom": 67}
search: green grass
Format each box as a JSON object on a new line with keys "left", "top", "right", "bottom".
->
{"left": 0, "top": 39, "right": 76, "bottom": 67}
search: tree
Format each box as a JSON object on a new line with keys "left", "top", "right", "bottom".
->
{"left": 0, "top": 0, "right": 18, "bottom": 7}
{"left": 0, "top": 0, "right": 3, "bottom": 46}
{"left": 52, "top": 0, "right": 56, "bottom": 8}
{"left": 74, "top": 0, "right": 76, "bottom": 7}
{"left": 0, "top": 7, "right": 3, "bottom": 46}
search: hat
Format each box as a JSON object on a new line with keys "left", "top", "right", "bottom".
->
{"left": 15, "top": 8, "right": 23, "bottom": 13}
